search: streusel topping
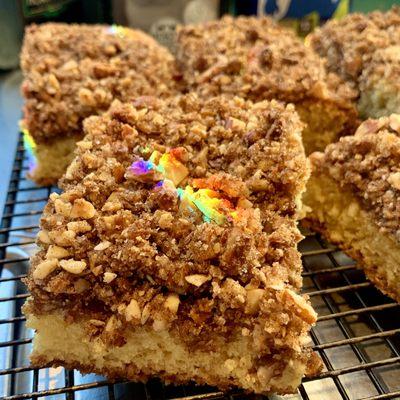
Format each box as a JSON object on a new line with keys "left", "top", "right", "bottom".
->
{"left": 309, "top": 7, "right": 400, "bottom": 86}
{"left": 21, "top": 23, "right": 179, "bottom": 143}
{"left": 26, "top": 95, "right": 314, "bottom": 356}
{"left": 311, "top": 114, "right": 400, "bottom": 239}
{"left": 176, "top": 15, "right": 356, "bottom": 105}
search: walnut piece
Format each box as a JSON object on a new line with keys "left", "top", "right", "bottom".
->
{"left": 245, "top": 288, "right": 264, "bottom": 314}
{"left": 164, "top": 293, "right": 180, "bottom": 313}
{"left": 33, "top": 259, "right": 59, "bottom": 281}
{"left": 67, "top": 221, "right": 92, "bottom": 233}
{"left": 46, "top": 245, "right": 70, "bottom": 259}
{"left": 70, "top": 199, "right": 96, "bottom": 219}
{"left": 284, "top": 289, "right": 317, "bottom": 324}
{"left": 103, "top": 272, "right": 117, "bottom": 283}
{"left": 94, "top": 241, "right": 111, "bottom": 251}
{"left": 125, "top": 299, "right": 141, "bottom": 321}
{"left": 59, "top": 259, "right": 87, "bottom": 274}
{"left": 185, "top": 274, "right": 210, "bottom": 287}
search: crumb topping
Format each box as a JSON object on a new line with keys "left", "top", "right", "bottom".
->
{"left": 176, "top": 15, "right": 356, "bottom": 106}
{"left": 25, "top": 94, "right": 315, "bottom": 361}
{"left": 20, "top": 23, "right": 179, "bottom": 143}
{"left": 311, "top": 114, "right": 400, "bottom": 240}
{"left": 359, "top": 45, "right": 400, "bottom": 94}
{"left": 309, "top": 7, "right": 400, "bottom": 87}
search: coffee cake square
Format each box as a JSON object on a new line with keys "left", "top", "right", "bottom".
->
{"left": 304, "top": 114, "right": 400, "bottom": 302}
{"left": 24, "top": 94, "right": 320, "bottom": 394}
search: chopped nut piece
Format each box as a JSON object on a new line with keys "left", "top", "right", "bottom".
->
{"left": 65, "top": 159, "right": 79, "bottom": 180}
{"left": 70, "top": 199, "right": 96, "bottom": 219}
{"left": 49, "top": 193, "right": 59, "bottom": 201}
{"left": 33, "top": 259, "right": 59, "bottom": 281}
{"left": 141, "top": 304, "right": 151, "bottom": 325}
{"left": 37, "top": 230, "right": 51, "bottom": 244}
{"left": 52, "top": 230, "right": 76, "bottom": 246}
{"left": 89, "top": 319, "right": 105, "bottom": 327}
{"left": 229, "top": 117, "right": 246, "bottom": 131}
{"left": 54, "top": 199, "right": 72, "bottom": 217}
{"left": 185, "top": 274, "right": 210, "bottom": 287}
{"left": 284, "top": 289, "right": 317, "bottom": 324}
{"left": 105, "top": 315, "right": 118, "bottom": 332}
{"left": 46, "top": 245, "right": 70, "bottom": 259}
{"left": 59, "top": 259, "right": 87, "bottom": 274}
{"left": 164, "top": 293, "right": 180, "bottom": 314}
{"left": 67, "top": 221, "right": 91, "bottom": 233}
{"left": 125, "top": 299, "right": 141, "bottom": 321}
{"left": 224, "top": 359, "right": 237, "bottom": 372}
{"left": 389, "top": 114, "right": 400, "bottom": 132}
{"left": 388, "top": 172, "right": 400, "bottom": 191}
{"left": 158, "top": 212, "right": 174, "bottom": 229}
{"left": 94, "top": 241, "right": 111, "bottom": 251}
{"left": 245, "top": 288, "right": 264, "bottom": 314}
{"left": 257, "top": 366, "right": 275, "bottom": 385}
{"left": 103, "top": 272, "right": 117, "bottom": 283}
{"left": 76, "top": 140, "right": 93, "bottom": 150}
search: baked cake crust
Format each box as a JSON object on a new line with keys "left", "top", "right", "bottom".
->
{"left": 304, "top": 115, "right": 400, "bottom": 302}
{"left": 24, "top": 94, "right": 321, "bottom": 394}
{"left": 176, "top": 15, "right": 358, "bottom": 153}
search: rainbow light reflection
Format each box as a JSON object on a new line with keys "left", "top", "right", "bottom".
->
{"left": 129, "top": 150, "right": 240, "bottom": 225}
{"left": 106, "top": 24, "right": 127, "bottom": 38}
{"left": 20, "top": 122, "right": 37, "bottom": 174}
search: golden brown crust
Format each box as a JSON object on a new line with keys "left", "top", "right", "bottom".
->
{"left": 31, "top": 349, "right": 320, "bottom": 395}
{"left": 176, "top": 15, "right": 357, "bottom": 107}
{"left": 25, "top": 95, "right": 319, "bottom": 384}
{"left": 20, "top": 23, "right": 179, "bottom": 143}
{"left": 310, "top": 114, "right": 400, "bottom": 239}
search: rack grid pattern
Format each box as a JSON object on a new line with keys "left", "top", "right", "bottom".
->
{"left": 0, "top": 137, "right": 399, "bottom": 400}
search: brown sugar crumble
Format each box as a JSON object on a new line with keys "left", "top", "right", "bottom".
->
{"left": 25, "top": 94, "right": 320, "bottom": 392}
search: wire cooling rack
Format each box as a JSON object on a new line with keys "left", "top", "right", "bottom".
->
{"left": 0, "top": 137, "right": 399, "bottom": 400}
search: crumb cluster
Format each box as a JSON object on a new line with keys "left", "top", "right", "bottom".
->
{"left": 311, "top": 114, "right": 400, "bottom": 240}
{"left": 25, "top": 94, "right": 317, "bottom": 373}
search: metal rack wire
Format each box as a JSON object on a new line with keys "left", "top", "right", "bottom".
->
{"left": 0, "top": 137, "right": 399, "bottom": 400}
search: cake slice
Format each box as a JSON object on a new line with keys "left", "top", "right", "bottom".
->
{"left": 176, "top": 16, "right": 359, "bottom": 154}
{"left": 303, "top": 115, "right": 400, "bottom": 302}
{"left": 24, "top": 94, "right": 321, "bottom": 394}
{"left": 308, "top": 7, "right": 400, "bottom": 119}
{"left": 20, "top": 23, "right": 179, "bottom": 185}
